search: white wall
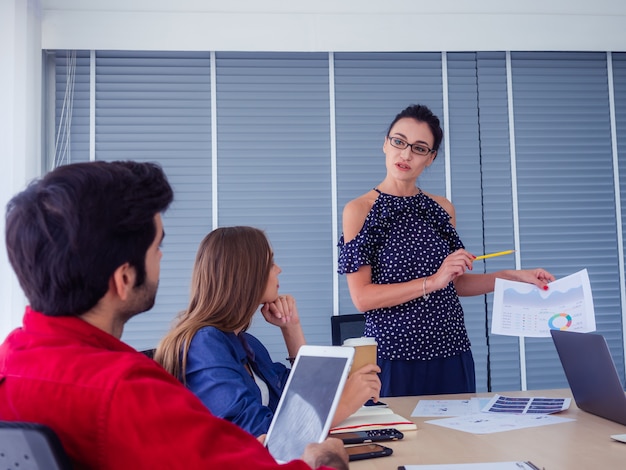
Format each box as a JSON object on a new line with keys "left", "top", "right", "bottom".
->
{"left": 2, "top": 0, "right": 626, "bottom": 341}
{"left": 1, "top": 0, "right": 42, "bottom": 340}
{"left": 41, "top": 0, "right": 626, "bottom": 52}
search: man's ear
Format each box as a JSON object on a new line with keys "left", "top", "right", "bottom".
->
{"left": 109, "top": 263, "right": 136, "bottom": 301}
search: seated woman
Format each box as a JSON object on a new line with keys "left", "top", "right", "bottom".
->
{"left": 155, "top": 226, "right": 381, "bottom": 438}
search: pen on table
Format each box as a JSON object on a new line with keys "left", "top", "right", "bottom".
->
{"left": 473, "top": 249, "right": 515, "bottom": 261}
{"left": 523, "top": 461, "right": 543, "bottom": 470}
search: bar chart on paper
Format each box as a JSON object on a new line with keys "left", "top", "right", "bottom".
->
{"left": 491, "top": 269, "right": 595, "bottom": 337}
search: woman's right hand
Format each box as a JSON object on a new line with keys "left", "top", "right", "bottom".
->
{"left": 261, "top": 294, "right": 306, "bottom": 359}
{"left": 429, "top": 249, "right": 475, "bottom": 290}
{"left": 260, "top": 294, "right": 300, "bottom": 328}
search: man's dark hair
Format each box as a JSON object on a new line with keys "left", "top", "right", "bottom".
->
{"left": 5, "top": 161, "right": 174, "bottom": 317}
{"left": 386, "top": 104, "right": 444, "bottom": 154}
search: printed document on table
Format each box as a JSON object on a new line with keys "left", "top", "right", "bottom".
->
{"left": 399, "top": 462, "right": 542, "bottom": 469}
{"left": 412, "top": 398, "right": 489, "bottom": 417}
{"left": 425, "top": 413, "right": 574, "bottom": 434}
{"left": 491, "top": 268, "right": 595, "bottom": 337}
{"left": 482, "top": 394, "right": 570, "bottom": 415}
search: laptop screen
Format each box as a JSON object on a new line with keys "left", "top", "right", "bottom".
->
{"left": 551, "top": 329, "right": 626, "bottom": 425}
{"left": 264, "top": 345, "right": 354, "bottom": 463}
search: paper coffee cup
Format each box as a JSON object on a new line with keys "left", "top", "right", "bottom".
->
{"left": 342, "top": 337, "right": 377, "bottom": 375}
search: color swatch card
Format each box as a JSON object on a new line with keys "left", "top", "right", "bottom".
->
{"left": 482, "top": 394, "right": 570, "bottom": 415}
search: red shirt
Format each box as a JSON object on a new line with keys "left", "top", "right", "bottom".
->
{"left": 0, "top": 307, "right": 316, "bottom": 470}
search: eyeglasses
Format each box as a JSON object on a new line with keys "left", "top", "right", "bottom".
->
{"left": 387, "top": 136, "right": 434, "bottom": 156}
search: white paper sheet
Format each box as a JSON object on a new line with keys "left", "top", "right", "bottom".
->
{"left": 491, "top": 268, "right": 595, "bottom": 337}
{"left": 400, "top": 462, "right": 541, "bottom": 469}
{"left": 425, "top": 412, "right": 574, "bottom": 434}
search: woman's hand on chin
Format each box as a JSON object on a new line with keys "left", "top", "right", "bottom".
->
{"left": 260, "top": 294, "right": 300, "bottom": 328}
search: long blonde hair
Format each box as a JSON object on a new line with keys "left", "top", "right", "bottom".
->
{"left": 154, "top": 226, "right": 273, "bottom": 382}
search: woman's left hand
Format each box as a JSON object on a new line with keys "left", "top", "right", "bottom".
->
{"left": 260, "top": 294, "right": 300, "bottom": 327}
{"left": 510, "top": 268, "right": 556, "bottom": 290}
{"left": 332, "top": 364, "right": 382, "bottom": 427}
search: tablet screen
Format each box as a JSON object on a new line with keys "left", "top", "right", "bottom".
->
{"left": 265, "top": 349, "right": 352, "bottom": 463}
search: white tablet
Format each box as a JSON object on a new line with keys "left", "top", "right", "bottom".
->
{"left": 264, "top": 344, "right": 355, "bottom": 463}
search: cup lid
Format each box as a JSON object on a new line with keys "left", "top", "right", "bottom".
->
{"left": 342, "top": 337, "right": 377, "bottom": 347}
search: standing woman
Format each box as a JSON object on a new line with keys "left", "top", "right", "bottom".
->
{"left": 338, "top": 104, "right": 554, "bottom": 397}
{"left": 155, "top": 226, "right": 380, "bottom": 439}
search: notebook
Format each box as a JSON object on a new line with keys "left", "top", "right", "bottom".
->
{"left": 264, "top": 344, "right": 354, "bottom": 463}
{"left": 329, "top": 405, "right": 417, "bottom": 433}
{"left": 550, "top": 329, "right": 626, "bottom": 425}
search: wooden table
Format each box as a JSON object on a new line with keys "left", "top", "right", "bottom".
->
{"left": 350, "top": 389, "right": 626, "bottom": 469}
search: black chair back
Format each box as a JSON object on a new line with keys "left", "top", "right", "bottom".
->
{"left": 140, "top": 348, "right": 156, "bottom": 359}
{"left": 330, "top": 313, "right": 366, "bottom": 346}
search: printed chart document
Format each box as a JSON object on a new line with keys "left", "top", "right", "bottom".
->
{"left": 412, "top": 398, "right": 488, "bottom": 417}
{"left": 491, "top": 268, "right": 595, "bottom": 337}
{"left": 412, "top": 395, "right": 569, "bottom": 417}
{"left": 421, "top": 393, "right": 573, "bottom": 434}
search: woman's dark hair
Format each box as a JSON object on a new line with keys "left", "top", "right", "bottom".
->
{"left": 386, "top": 104, "right": 444, "bottom": 153}
{"left": 5, "top": 160, "right": 174, "bottom": 316}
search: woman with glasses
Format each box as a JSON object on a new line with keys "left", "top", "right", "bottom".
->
{"left": 338, "top": 104, "right": 554, "bottom": 397}
{"left": 155, "top": 226, "right": 381, "bottom": 439}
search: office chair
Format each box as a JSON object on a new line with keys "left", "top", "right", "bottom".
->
{"left": 0, "top": 421, "right": 72, "bottom": 470}
{"left": 330, "top": 313, "right": 366, "bottom": 346}
{"left": 140, "top": 348, "right": 156, "bottom": 359}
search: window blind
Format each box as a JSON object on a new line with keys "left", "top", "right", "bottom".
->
{"left": 49, "top": 49, "right": 626, "bottom": 391}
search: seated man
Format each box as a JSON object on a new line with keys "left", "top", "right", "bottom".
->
{"left": 0, "top": 160, "right": 347, "bottom": 470}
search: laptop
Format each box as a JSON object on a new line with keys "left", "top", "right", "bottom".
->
{"left": 551, "top": 329, "right": 626, "bottom": 425}
{"left": 264, "top": 344, "right": 354, "bottom": 463}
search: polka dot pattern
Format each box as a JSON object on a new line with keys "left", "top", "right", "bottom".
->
{"left": 338, "top": 189, "right": 471, "bottom": 360}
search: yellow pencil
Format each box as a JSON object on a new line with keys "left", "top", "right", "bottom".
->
{"left": 473, "top": 249, "right": 515, "bottom": 261}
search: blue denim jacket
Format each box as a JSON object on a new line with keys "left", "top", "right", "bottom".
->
{"left": 185, "top": 326, "right": 290, "bottom": 437}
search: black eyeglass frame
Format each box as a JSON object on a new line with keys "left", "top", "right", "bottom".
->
{"left": 387, "top": 136, "right": 435, "bottom": 156}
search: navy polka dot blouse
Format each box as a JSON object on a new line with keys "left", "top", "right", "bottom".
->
{"left": 338, "top": 189, "right": 472, "bottom": 361}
